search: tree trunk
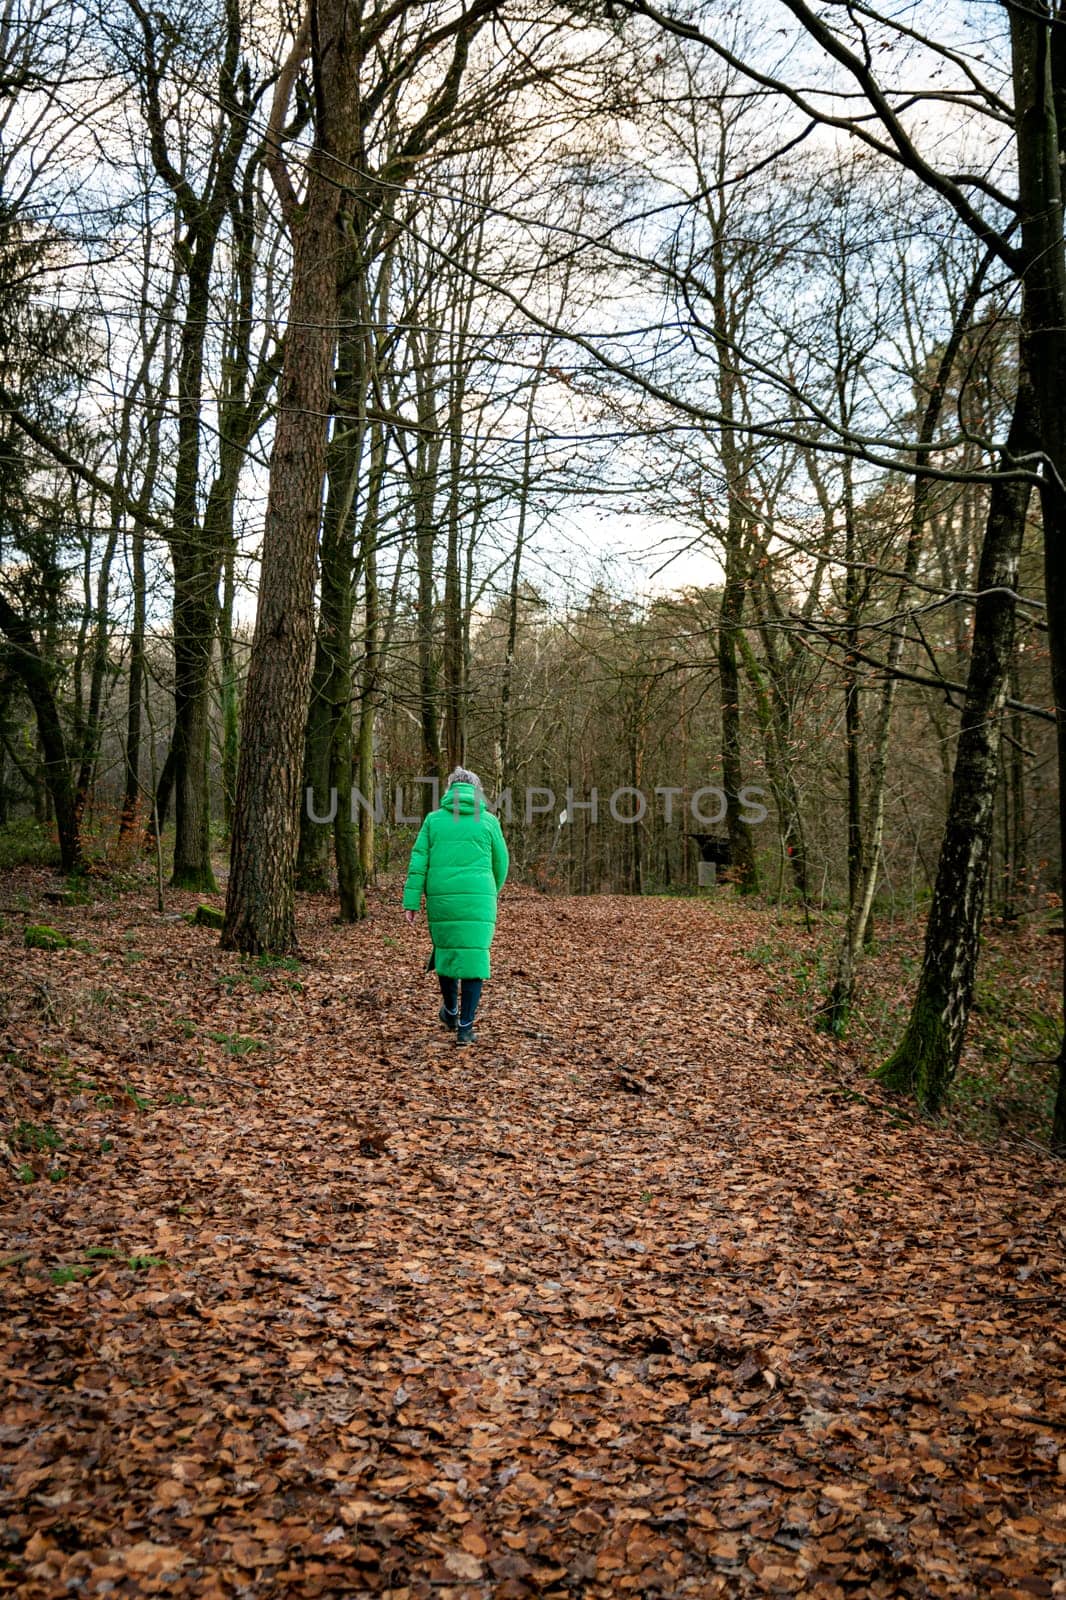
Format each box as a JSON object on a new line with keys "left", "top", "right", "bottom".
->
{"left": 330, "top": 320, "right": 369, "bottom": 922}
{"left": 841, "top": 452, "right": 863, "bottom": 918}
{"left": 129, "top": 0, "right": 251, "bottom": 891}
{"left": 0, "top": 595, "right": 81, "bottom": 871}
{"left": 73, "top": 512, "right": 119, "bottom": 825}
{"left": 170, "top": 549, "right": 218, "bottom": 890}
{"left": 496, "top": 353, "right": 540, "bottom": 797}
{"left": 357, "top": 414, "right": 386, "bottom": 897}
{"left": 442, "top": 423, "right": 465, "bottom": 774}
{"left": 1007, "top": 0, "right": 1066, "bottom": 1152}
{"left": 719, "top": 554, "right": 758, "bottom": 891}
{"left": 169, "top": 243, "right": 224, "bottom": 892}
{"left": 219, "top": 529, "right": 239, "bottom": 834}
{"left": 223, "top": 0, "right": 357, "bottom": 954}
{"left": 120, "top": 519, "right": 147, "bottom": 839}
{"left": 1003, "top": 687, "right": 1027, "bottom": 921}
{"left": 296, "top": 633, "right": 337, "bottom": 892}
{"left": 877, "top": 373, "right": 1037, "bottom": 1108}
{"left": 297, "top": 270, "right": 367, "bottom": 900}
{"left": 0, "top": 683, "right": 9, "bottom": 826}
{"left": 413, "top": 385, "right": 444, "bottom": 800}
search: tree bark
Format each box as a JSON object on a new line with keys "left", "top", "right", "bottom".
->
{"left": 708, "top": 183, "right": 758, "bottom": 891}
{"left": 1007, "top": 0, "right": 1066, "bottom": 1153}
{"left": 841, "top": 449, "right": 863, "bottom": 918}
{"left": 357, "top": 413, "right": 387, "bottom": 899}
{"left": 0, "top": 594, "right": 81, "bottom": 871}
{"left": 412, "top": 326, "right": 444, "bottom": 801}
{"left": 719, "top": 552, "right": 759, "bottom": 890}
{"left": 120, "top": 519, "right": 147, "bottom": 839}
{"left": 223, "top": 0, "right": 357, "bottom": 954}
{"left": 296, "top": 276, "right": 366, "bottom": 895}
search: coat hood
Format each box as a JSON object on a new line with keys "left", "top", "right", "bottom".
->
{"left": 440, "top": 781, "right": 488, "bottom": 817}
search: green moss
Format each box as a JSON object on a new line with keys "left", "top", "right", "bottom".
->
{"left": 24, "top": 923, "right": 72, "bottom": 951}
{"left": 172, "top": 864, "right": 219, "bottom": 894}
{"left": 875, "top": 987, "right": 955, "bottom": 1111}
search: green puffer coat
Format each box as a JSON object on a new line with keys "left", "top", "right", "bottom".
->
{"left": 402, "top": 782, "right": 509, "bottom": 979}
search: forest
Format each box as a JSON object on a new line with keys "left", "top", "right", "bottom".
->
{"left": 3, "top": 4, "right": 1066, "bottom": 1593}
{"left": 2, "top": 0, "right": 1063, "bottom": 1139}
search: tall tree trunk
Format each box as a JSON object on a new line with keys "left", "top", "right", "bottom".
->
{"left": 877, "top": 373, "right": 1037, "bottom": 1108}
{"left": 706, "top": 143, "right": 759, "bottom": 894}
{"left": 331, "top": 315, "right": 369, "bottom": 922}
{"left": 73, "top": 515, "right": 119, "bottom": 824}
{"left": 496, "top": 354, "right": 541, "bottom": 796}
{"left": 297, "top": 630, "right": 338, "bottom": 893}
{"left": 167, "top": 236, "right": 228, "bottom": 891}
{"left": 219, "top": 531, "right": 239, "bottom": 833}
{"left": 169, "top": 541, "right": 218, "bottom": 891}
{"left": 129, "top": 0, "right": 251, "bottom": 891}
{"left": 1008, "top": 0, "right": 1066, "bottom": 1152}
{"left": 413, "top": 366, "right": 443, "bottom": 800}
{"left": 841, "top": 451, "right": 863, "bottom": 918}
{"left": 0, "top": 595, "right": 81, "bottom": 871}
{"left": 149, "top": 746, "right": 175, "bottom": 844}
{"left": 1003, "top": 686, "right": 1027, "bottom": 921}
{"left": 719, "top": 551, "right": 758, "bottom": 890}
{"left": 0, "top": 681, "right": 10, "bottom": 826}
{"left": 120, "top": 277, "right": 173, "bottom": 844}
{"left": 297, "top": 271, "right": 366, "bottom": 898}
{"left": 223, "top": 0, "right": 357, "bottom": 954}
{"left": 442, "top": 409, "right": 465, "bottom": 774}
{"left": 121, "top": 520, "right": 147, "bottom": 839}
{"left": 441, "top": 212, "right": 483, "bottom": 775}
{"left": 357, "top": 414, "right": 386, "bottom": 896}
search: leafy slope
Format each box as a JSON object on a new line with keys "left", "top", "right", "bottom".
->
{"left": 2, "top": 878, "right": 1064, "bottom": 1597}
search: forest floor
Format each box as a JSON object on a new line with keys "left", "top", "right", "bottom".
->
{"left": 1, "top": 867, "right": 1065, "bottom": 1599}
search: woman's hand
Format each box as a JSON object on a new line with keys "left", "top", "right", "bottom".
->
{"left": 404, "top": 909, "right": 418, "bottom": 927}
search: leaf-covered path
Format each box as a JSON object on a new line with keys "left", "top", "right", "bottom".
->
{"left": 2, "top": 882, "right": 1065, "bottom": 1598}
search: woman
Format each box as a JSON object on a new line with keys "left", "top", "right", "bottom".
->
{"left": 402, "top": 766, "right": 509, "bottom": 1046}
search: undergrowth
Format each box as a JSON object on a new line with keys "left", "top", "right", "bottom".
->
{"left": 746, "top": 904, "right": 1060, "bottom": 1146}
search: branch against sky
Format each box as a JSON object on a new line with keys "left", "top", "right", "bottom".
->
{"left": 615, "top": 0, "right": 1020, "bottom": 266}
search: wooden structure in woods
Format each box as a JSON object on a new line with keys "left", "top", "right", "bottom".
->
{"left": 689, "top": 833, "right": 732, "bottom": 888}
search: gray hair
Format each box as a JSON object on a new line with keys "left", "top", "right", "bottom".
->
{"left": 446, "top": 766, "right": 482, "bottom": 789}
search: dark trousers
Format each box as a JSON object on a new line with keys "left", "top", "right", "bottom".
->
{"left": 438, "top": 975, "right": 483, "bottom": 1028}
